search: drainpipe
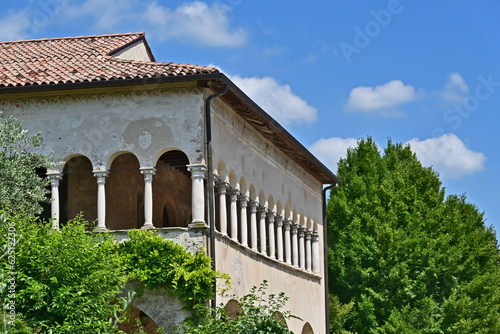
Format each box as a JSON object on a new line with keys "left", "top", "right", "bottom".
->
{"left": 323, "top": 183, "right": 335, "bottom": 334}
{"left": 205, "top": 82, "right": 229, "bottom": 313}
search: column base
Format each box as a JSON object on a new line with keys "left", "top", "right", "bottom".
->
{"left": 188, "top": 221, "right": 208, "bottom": 229}
{"left": 95, "top": 227, "right": 108, "bottom": 232}
{"left": 141, "top": 224, "right": 156, "bottom": 230}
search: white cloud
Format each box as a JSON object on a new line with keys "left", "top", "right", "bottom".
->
{"left": 229, "top": 75, "right": 317, "bottom": 126}
{"left": 345, "top": 80, "right": 417, "bottom": 115}
{"left": 309, "top": 137, "right": 358, "bottom": 173}
{"left": 141, "top": 1, "right": 246, "bottom": 47}
{"left": 407, "top": 133, "right": 486, "bottom": 179}
{"left": 440, "top": 72, "right": 469, "bottom": 103}
{"left": 0, "top": 10, "right": 29, "bottom": 41}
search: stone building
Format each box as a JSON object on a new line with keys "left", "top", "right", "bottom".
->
{"left": 0, "top": 33, "right": 338, "bottom": 333}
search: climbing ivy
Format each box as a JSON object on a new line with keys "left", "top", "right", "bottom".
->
{"left": 118, "top": 229, "right": 220, "bottom": 309}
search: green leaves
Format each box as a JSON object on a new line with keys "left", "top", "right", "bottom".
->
{"left": 118, "top": 229, "right": 217, "bottom": 308}
{"left": 0, "top": 114, "right": 50, "bottom": 216}
{"left": 328, "top": 138, "right": 500, "bottom": 333}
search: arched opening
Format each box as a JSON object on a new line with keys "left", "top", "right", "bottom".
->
{"left": 117, "top": 305, "right": 159, "bottom": 334}
{"left": 225, "top": 299, "right": 243, "bottom": 321}
{"left": 153, "top": 150, "right": 191, "bottom": 228}
{"left": 106, "top": 153, "right": 143, "bottom": 230}
{"left": 60, "top": 156, "right": 96, "bottom": 226}
{"left": 35, "top": 167, "right": 51, "bottom": 222}
{"left": 301, "top": 322, "right": 314, "bottom": 334}
{"left": 273, "top": 311, "right": 288, "bottom": 329}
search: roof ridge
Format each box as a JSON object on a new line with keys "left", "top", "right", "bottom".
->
{"left": 104, "top": 56, "right": 218, "bottom": 70}
{"left": 0, "top": 32, "right": 145, "bottom": 44}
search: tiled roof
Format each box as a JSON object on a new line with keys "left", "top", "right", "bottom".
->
{"left": 0, "top": 32, "right": 218, "bottom": 88}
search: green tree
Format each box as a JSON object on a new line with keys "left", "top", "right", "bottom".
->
{"left": 0, "top": 212, "right": 129, "bottom": 333}
{"left": 170, "top": 280, "right": 296, "bottom": 334}
{"left": 327, "top": 138, "right": 500, "bottom": 333}
{"left": 0, "top": 115, "right": 49, "bottom": 215}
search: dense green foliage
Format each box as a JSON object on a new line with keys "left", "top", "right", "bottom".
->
{"left": 118, "top": 229, "right": 218, "bottom": 308}
{"left": 328, "top": 138, "right": 500, "bottom": 333}
{"left": 0, "top": 115, "right": 49, "bottom": 215}
{"left": 0, "top": 214, "right": 220, "bottom": 334}
{"left": 170, "top": 281, "right": 295, "bottom": 334}
{"left": 1, "top": 213, "right": 128, "bottom": 333}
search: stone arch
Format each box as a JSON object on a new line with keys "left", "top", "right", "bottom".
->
{"left": 284, "top": 203, "right": 291, "bottom": 221}
{"left": 239, "top": 176, "right": 247, "bottom": 197}
{"left": 258, "top": 189, "right": 266, "bottom": 206}
{"left": 229, "top": 169, "right": 237, "bottom": 189}
{"left": 153, "top": 150, "right": 191, "bottom": 227}
{"left": 153, "top": 147, "right": 190, "bottom": 167}
{"left": 249, "top": 183, "right": 257, "bottom": 201}
{"left": 276, "top": 199, "right": 283, "bottom": 217}
{"left": 301, "top": 322, "right": 314, "bottom": 334}
{"left": 268, "top": 195, "right": 275, "bottom": 213}
{"left": 306, "top": 216, "right": 313, "bottom": 231}
{"left": 273, "top": 311, "right": 288, "bottom": 329}
{"left": 312, "top": 220, "right": 319, "bottom": 232}
{"left": 217, "top": 159, "right": 227, "bottom": 182}
{"left": 225, "top": 299, "right": 243, "bottom": 321}
{"left": 106, "top": 152, "right": 143, "bottom": 230}
{"left": 117, "top": 305, "right": 159, "bottom": 334}
{"left": 299, "top": 210, "right": 305, "bottom": 228}
{"left": 60, "top": 155, "right": 96, "bottom": 225}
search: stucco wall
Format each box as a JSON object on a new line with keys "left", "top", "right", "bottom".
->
{"left": 215, "top": 234, "right": 326, "bottom": 334}
{"left": 0, "top": 87, "right": 206, "bottom": 169}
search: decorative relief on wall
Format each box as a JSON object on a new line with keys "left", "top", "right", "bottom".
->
{"left": 0, "top": 87, "right": 203, "bottom": 110}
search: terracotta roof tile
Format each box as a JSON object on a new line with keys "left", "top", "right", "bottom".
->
{"left": 0, "top": 32, "right": 218, "bottom": 88}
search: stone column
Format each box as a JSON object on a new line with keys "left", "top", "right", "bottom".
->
{"left": 283, "top": 220, "right": 292, "bottom": 265}
{"left": 267, "top": 212, "right": 275, "bottom": 259}
{"left": 216, "top": 181, "right": 228, "bottom": 235}
{"left": 47, "top": 172, "right": 62, "bottom": 229}
{"left": 291, "top": 223, "right": 299, "bottom": 267}
{"left": 140, "top": 167, "right": 156, "bottom": 229}
{"left": 299, "top": 227, "right": 306, "bottom": 270}
{"left": 248, "top": 201, "right": 258, "bottom": 251}
{"left": 257, "top": 206, "right": 267, "bottom": 256}
{"left": 93, "top": 169, "right": 109, "bottom": 232}
{"left": 312, "top": 231, "right": 320, "bottom": 273}
{"left": 228, "top": 188, "right": 239, "bottom": 241}
{"left": 187, "top": 164, "right": 206, "bottom": 228}
{"left": 275, "top": 216, "right": 284, "bottom": 262}
{"left": 238, "top": 195, "right": 248, "bottom": 247}
{"left": 305, "top": 230, "right": 312, "bottom": 273}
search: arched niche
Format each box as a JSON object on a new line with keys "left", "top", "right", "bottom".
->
{"left": 301, "top": 322, "right": 314, "bottom": 334}
{"left": 60, "top": 155, "right": 96, "bottom": 226}
{"left": 153, "top": 150, "right": 191, "bottom": 227}
{"left": 106, "top": 152, "right": 143, "bottom": 230}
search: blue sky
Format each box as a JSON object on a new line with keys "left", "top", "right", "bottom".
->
{"left": 1, "top": 0, "right": 499, "bottom": 236}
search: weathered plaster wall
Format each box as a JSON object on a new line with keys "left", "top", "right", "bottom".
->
{"left": 211, "top": 99, "right": 323, "bottom": 224}
{"left": 215, "top": 235, "right": 326, "bottom": 334}
{"left": 0, "top": 87, "right": 206, "bottom": 170}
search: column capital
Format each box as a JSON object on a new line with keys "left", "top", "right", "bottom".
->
{"left": 312, "top": 231, "right": 320, "bottom": 242}
{"left": 275, "top": 215, "right": 283, "bottom": 227}
{"left": 266, "top": 211, "right": 275, "bottom": 221}
{"left": 93, "top": 170, "right": 109, "bottom": 180}
{"left": 215, "top": 181, "right": 229, "bottom": 193}
{"left": 237, "top": 195, "right": 248, "bottom": 207}
{"left": 227, "top": 188, "right": 239, "bottom": 199}
{"left": 247, "top": 200, "right": 258, "bottom": 212}
{"left": 305, "top": 230, "right": 312, "bottom": 240}
{"left": 283, "top": 219, "right": 292, "bottom": 230}
{"left": 140, "top": 167, "right": 156, "bottom": 175}
{"left": 298, "top": 227, "right": 306, "bottom": 237}
{"left": 187, "top": 164, "right": 207, "bottom": 176}
{"left": 291, "top": 223, "right": 299, "bottom": 234}
{"left": 47, "top": 171, "right": 63, "bottom": 183}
